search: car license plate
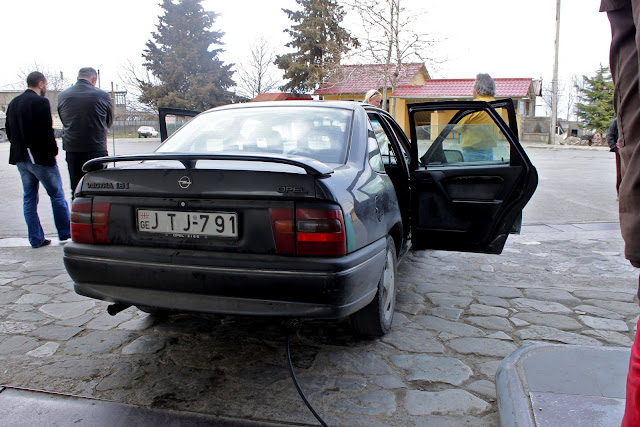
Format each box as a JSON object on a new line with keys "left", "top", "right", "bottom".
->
{"left": 137, "top": 209, "right": 238, "bottom": 238}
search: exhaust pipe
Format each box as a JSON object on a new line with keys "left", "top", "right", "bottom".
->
{"left": 107, "top": 303, "right": 131, "bottom": 316}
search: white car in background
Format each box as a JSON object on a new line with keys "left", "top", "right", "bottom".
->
{"left": 137, "top": 126, "right": 159, "bottom": 138}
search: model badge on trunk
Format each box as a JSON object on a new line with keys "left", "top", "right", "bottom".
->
{"left": 178, "top": 176, "right": 192, "bottom": 189}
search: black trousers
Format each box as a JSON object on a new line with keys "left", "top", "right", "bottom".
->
{"left": 65, "top": 150, "right": 108, "bottom": 198}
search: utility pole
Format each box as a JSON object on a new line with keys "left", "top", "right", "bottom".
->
{"left": 550, "top": 0, "right": 561, "bottom": 144}
{"left": 111, "top": 82, "right": 116, "bottom": 162}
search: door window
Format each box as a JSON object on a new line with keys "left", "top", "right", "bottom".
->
{"left": 367, "top": 122, "right": 385, "bottom": 173}
{"left": 369, "top": 118, "right": 395, "bottom": 164}
{"left": 413, "top": 108, "right": 511, "bottom": 167}
{"left": 369, "top": 116, "right": 409, "bottom": 169}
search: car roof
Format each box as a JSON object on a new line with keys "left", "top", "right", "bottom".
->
{"left": 205, "top": 100, "right": 364, "bottom": 114}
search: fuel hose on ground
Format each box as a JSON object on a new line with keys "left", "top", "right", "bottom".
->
{"left": 285, "top": 321, "right": 329, "bottom": 427}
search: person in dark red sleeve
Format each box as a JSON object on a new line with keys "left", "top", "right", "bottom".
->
{"left": 600, "top": 1, "right": 640, "bottom": 424}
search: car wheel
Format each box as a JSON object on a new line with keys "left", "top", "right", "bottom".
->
{"left": 138, "top": 134, "right": 141, "bottom": 138}
{"left": 350, "top": 235, "right": 396, "bottom": 337}
{"left": 0, "top": 130, "right": 8, "bottom": 142}
{"left": 137, "top": 305, "right": 170, "bottom": 317}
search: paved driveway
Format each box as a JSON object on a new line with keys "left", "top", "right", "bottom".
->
{"left": 0, "top": 142, "right": 636, "bottom": 426}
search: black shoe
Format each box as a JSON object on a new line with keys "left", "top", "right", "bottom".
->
{"left": 33, "top": 239, "right": 51, "bottom": 248}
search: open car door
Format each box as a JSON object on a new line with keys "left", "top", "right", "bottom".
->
{"left": 158, "top": 107, "right": 201, "bottom": 142}
{"left": 408, "top": 100, "right": 538, "bottom": 254}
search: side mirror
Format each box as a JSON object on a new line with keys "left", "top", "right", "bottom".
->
{"left": 443, "top": 149, "right": 463, "bottom": 163}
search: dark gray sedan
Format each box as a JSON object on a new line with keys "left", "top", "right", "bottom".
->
{"left": 63, "top": 100, "right": 537, "bottom": 336}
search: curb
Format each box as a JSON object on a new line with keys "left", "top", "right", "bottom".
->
{"left": 496, "top": 344, "right": 629, "bottom": 427}
{"left": 0, "top": 386, "right": 285, "bottom": 426}
{"left": 522, "top": 142, "right": 609, "bottom": 151}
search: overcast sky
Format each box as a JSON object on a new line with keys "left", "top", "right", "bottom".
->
{"left": 2, "top": 0, "right": 611, "bottom": 101}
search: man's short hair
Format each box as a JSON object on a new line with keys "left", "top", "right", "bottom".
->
{"left": 26, "top": 71, "right": 46, "bottom": 88}
{"left": 474, "top": 73, "right": 496, "bottom": 97}
{"left": 78, "top": 67, "right": 98, "bottom": 80}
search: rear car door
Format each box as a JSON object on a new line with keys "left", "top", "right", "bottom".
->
{"left": 365, "top": 108, "right": 412, "bottom": 241}
{"left": 159, "top": 107, "right": 201, "bottom": 141}
{"left": 408, "top": 100, "right": 538, "bottom": 254}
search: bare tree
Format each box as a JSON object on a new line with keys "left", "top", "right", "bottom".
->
{"left": 347, "top": 0, "right": 437, "bottom": 112}
{"left": 542, "top": 81, "right": 565, "bottom": 119}
{"left": 541, "top": 75, "right": 581, "bottom": 122}
{"left": 235, "top": 37, "right": 279, "bottom": 99}
{"left": 16, "top": 62, "right": 72, "bottom": 92}
{"left": 118, "top": 60, "right": 160, "bottom": 115}
{"left": 566, "top": 74, "right": 580, "bottom": 121}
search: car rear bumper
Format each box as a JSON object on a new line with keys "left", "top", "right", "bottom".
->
{"left": 63, "top": 238, "right": 387, "bottom": 318}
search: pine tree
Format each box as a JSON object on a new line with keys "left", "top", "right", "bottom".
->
{"left": 575, "top": 65, "right": 614, "bottom": 135}
{"left": 140, "top": 0, "right": 235, "bottom": 110}
{"left": 275, "top": 0, "right": 359, "bottom": 94}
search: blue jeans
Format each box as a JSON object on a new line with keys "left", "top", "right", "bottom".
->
{"left": 462, "top": 148, "right": 494, "bottom": 162}
{"left": 17, "top": 161, "right": 71, "bottom": 247}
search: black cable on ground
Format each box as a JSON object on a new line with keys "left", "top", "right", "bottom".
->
{"left": 285, "top": 330, "right": 329, "bottom": 427}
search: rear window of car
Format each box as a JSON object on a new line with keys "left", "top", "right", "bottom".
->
{"left": 156, "top": 106, "right": 352, "bottom": 164}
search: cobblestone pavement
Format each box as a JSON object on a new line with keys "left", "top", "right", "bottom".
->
{"left": 0, "top": 222, "right": 637, "bottom": 426}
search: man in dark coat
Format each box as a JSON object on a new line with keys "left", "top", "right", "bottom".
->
{"left": 6, "top": 71, "right": 70, "bottom": 248}
{"left": 57, "top": 67, "right": 113, "bottom": 197}
{"left": 600, "top": 1, "right": 640, "bottom": 424}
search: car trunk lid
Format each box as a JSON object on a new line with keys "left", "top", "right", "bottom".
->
{"left": 74, "top": 158, "right": 343, "bottom": 255}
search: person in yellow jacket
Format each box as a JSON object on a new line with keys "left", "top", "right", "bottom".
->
{"left": 455, "top": 73, "right": 499, "bottom": 161}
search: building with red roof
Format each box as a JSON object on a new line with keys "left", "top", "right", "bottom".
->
{"left": 391, "top": 78, "right": 536, "bottom": 100}
{"left": 391, "top": 78, "right": 541, "bottom": 133}
{"left": 249, "top": 93, "right": 313, "bottom": 102}
{"left": 314, "top": 63, "right": 541, "bottom": 135}
{"left": 314, "top": 63, "right": 430, "bottom": 103}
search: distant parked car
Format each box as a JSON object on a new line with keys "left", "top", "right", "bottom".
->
{"left": 0, "top": 111, "right": 6, "bottom": 142}
{"left": 64, "top": 100, "right": 538, "bottom": 336}
{"left": 137, "top": 126, "right": 159, "bottom": 138}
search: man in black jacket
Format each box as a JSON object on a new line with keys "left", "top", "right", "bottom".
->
{"left": 58, "top": 67, "right": 113, "bottom": 197}
{"left": 7, "top": 71, "right": 70, "bottom": 248}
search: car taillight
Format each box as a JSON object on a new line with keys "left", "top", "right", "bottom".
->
{"left": 296, "top": 208, "right": 346, "bottom": 256}
{"left": 71, "top": 198, "right": 110, "bottom": 244}
{"left": 92, "top": 203, "right": 110, "bottom": 243}
{"left": 269, "top": 208, "right": 295, "bottom": 255}
{"left": 269, "top": 206, "right": 346, "bottom": 256}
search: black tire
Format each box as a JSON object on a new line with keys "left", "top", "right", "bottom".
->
{"left": 138, "top": 134, "right": 141, "bottom": 138}
{"left": 0, "top": 130, "right": 6, "bottom": 142}
{"left": 350, "top": 235, "right": 397, "bottom": 337}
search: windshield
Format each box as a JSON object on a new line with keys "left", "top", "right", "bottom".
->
{"left": 157, "top": 106, "right": 352, "bottom": 164}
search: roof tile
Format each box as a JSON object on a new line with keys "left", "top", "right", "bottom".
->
{"left": 314, "top": 63, "right": 428, "bottom": 95}
{"left": 391, "top": 78, "right": 534, "bottom": 98}
{"left": 249, "top": 93, "right": 313, "bottom": 102}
